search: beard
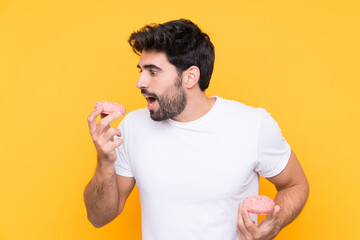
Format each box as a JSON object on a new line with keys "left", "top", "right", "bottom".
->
{"left": 142, "top": 77, "right": 187, "bottom": 121}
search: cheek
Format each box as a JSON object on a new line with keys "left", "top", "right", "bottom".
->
{"left": 157, "top": 75, "right": 175, "bottom": 89}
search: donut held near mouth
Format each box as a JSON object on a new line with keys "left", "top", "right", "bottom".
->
{"left": 243, "top": 195, "right": 275, "bottom": 215}
{"left": 94, "top": 100, "right": 126, "bottom": 115}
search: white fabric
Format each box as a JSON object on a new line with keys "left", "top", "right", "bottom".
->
{"left": 114, "top": 96, "right": 291, "bottom": 240}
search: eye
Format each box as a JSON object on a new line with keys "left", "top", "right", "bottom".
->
{"left": 150, "top": 69, "right": 158, "bottom": 76}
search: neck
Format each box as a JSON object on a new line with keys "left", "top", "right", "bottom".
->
{"left": 171, "top": 90, "right": 216, "bottom": 123}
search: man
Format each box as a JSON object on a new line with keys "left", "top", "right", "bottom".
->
{"left": 84, "top": 19, "right": 309, "bottom": 240}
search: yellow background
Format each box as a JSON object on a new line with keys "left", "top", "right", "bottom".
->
{"left": 1, "top": 0, "right": 359, "bottom": 239}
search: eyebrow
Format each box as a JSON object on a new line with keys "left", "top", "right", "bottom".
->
{"left": 137, "top": 64, "right": 163, "bottom": 71}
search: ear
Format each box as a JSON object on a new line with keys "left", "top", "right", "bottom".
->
{"left": 183, "top": 66, "right": 200, "bottom": 89}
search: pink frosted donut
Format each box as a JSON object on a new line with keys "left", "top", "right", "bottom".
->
{"left": 94, "top": 100, "right": 126, "bottom": 115}
{"left": 243, "top": 195, "right": 275, "bottom": 215}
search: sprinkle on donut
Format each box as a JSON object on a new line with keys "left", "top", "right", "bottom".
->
{"left": 94, "top": 100, "right": 126, "bottom": 115}
{"left": 243, "top": 195, "right": 275, "bottom": 215}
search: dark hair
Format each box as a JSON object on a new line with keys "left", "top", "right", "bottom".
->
{"left": 128, "top": 19, "right": 215, "bottom": 91}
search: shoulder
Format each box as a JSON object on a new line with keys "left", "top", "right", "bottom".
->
{"left": 123, "top": 108, "right": 149, "bottom": 121}
{"left": 119, "top": 107, "right": 168, "bottom": 131}
{"left": 217, "top": 97, "right": 268, "bottom": 120}
{"left": 118, "top": 108, "right": 150, "bottom": 129}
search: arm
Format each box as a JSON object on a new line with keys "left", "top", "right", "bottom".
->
{"left": 267, "top": 150, "right": 309, "bottom": 229}
{"left": 84, "top": 164, "right": 135, "bottom": 228}
{"left": 84, "top": 106, "right": 135, "bottom": 228}
{"left": 237, "top": 150, "right": 309, "bottom": 239}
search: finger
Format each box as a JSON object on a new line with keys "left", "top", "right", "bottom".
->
{"left": 96, "top": 111, "right": 123, "bottom": 133}
{"left": 104, "top": 128, "right": 122, "bottom": 142}
{"left": 113, "top": 128, "right": 122, "bottom": 139}
{"left": 88, "top": 106, "right": 103, "bottom": 135}
{"left": 109, "top": 137, "right": 124, "bottom": 149}
{"left": 237, "top": 203, "right": 252, "bottom": 239}
{"left": 236, "top": 228, "right": 246, "bottom": 240}
{"left": 273, "top": 205, "right": 280, "bottom": 216}
{"left": 258, "top": 205, "right": 281, "bottom": 229}
{"left": 269, "top": 205, "right": 281, "bottom": 220}
{"left": 265, "top": 205, "right": 281, "bottom": 220}
{"left": 241, "top": 205, "right": 259, "bottom": 234}
{"left": 101, "top": 137, "right": 123, "bottom": 155}
{"left": 237, "top": 226, "right": 251, "bottom": 240}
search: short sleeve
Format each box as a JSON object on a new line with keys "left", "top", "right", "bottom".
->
{"left": 255, "top": 109, "right": 291, "bottom": 178}
{"left": 114, "top": 118, "right": 134, "bottom": 177}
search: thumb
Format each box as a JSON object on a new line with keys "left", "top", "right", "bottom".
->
{"left": 258, "top": 205, "right": 280, "bottom": 228}
{"left": 270, "top": 205, "right": 281, "bottom": 218}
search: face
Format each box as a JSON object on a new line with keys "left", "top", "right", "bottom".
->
{"left": 136, "top": 51, "right": 187, "bottom": 121}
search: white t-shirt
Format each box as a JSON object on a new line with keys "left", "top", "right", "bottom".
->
{"left": 114, "top": 96, "right": 291, "bottom": 240}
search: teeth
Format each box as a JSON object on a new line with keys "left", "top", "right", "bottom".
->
{"left": 146, "top": 96, "right": 153, "bottom": 107}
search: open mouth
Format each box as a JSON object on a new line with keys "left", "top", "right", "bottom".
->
{"left": 141, "top": 90, "right": 158, "bottom": 110}
{"left": 146, "top": 96, "right": 156, "bottom": 106}
{"left": 145, "top": 95, "right": 158, "bottom": 111}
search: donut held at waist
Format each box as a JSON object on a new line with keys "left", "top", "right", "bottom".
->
{"left": 243, "top": 195, "right": 275, "bottom": 215}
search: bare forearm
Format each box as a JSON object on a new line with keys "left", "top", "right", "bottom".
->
{"left": 84, "top": 162, "right": 119, "bottom": 228}
{"left": 274, "top": 182, "right": 309, "bottom": 229}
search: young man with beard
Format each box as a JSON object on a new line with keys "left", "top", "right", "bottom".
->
{"left": 84, "top": 19, "right": 309, "bottom": 240}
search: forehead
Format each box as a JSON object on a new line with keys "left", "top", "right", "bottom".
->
{"left": 138, "top": 50, "right": 175, "bottom": 70}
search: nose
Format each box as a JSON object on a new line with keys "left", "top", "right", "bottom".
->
{"left": 136, "top": 73, "right": 149, "bottom": 89}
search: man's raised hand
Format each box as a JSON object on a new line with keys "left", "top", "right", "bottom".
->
{"left": 87, "top": 106, "right": 124, "bottom": 163}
